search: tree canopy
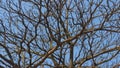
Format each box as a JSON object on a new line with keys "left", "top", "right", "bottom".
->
{"left": 0, "top": 0, "right": 120, "bottom": 68}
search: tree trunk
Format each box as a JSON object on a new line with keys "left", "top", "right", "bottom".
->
{"left": 69, "top": 46, "right": 74, "bottom": 68}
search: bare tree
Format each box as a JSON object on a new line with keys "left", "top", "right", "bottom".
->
{"left": 0, "top": 0, "right": 120, "bottom": 68}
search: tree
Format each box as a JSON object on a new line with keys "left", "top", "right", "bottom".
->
{"left": 0, "top": 0, "right": 120, "bottom": 68}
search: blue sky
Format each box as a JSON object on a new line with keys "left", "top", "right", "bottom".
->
{"left": 0, "top": 0, "right": 120, "bottom": 68}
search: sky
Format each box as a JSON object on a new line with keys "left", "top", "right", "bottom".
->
{"left": 0, "top": 0, "right": 120, "bottom": 68}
